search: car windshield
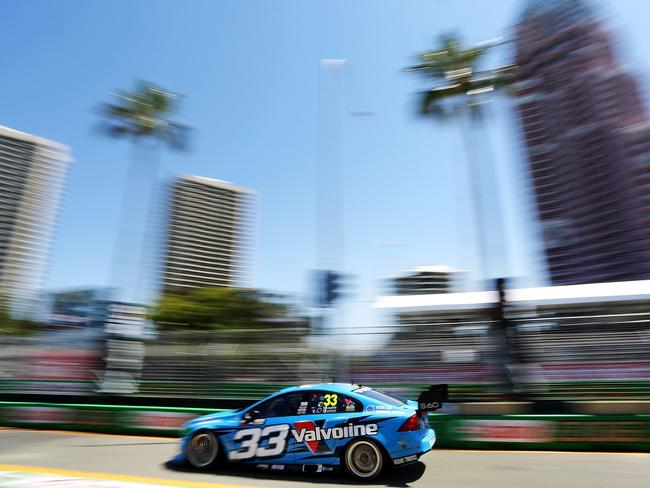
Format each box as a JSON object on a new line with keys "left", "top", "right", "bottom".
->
{"left": 354, "top": 387, "right": 405, "bottom": 407}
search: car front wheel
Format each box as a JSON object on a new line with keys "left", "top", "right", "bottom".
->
{"left": 186, "top": 431, "right": 219, "bottom": 469}
{"left": 344, "top": 439, "right": 384, "bottom": 480}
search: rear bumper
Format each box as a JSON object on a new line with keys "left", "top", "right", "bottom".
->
{"left": 392, "top": 428, "right": 436, "bottom": 466}
{"left": 422, "top": 427, "right": 436, "bottom": 452}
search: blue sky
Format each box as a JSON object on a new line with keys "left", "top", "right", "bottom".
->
{"left": 2, "top": 0, "right": 649, "bottom": 327}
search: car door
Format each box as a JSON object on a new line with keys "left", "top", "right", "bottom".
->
{"left": 224, "top": 391, "right": 306, "bottom": 465}
{"left": 293, "top": 390, "right": 364, "bottom": 465}
{"left": 327, "top": 391, "right": 368, "bottom": 456}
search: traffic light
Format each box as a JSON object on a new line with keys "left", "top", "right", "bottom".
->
{"left": 314, "top": 270, "right": 343, "bottom": 307}
{"left": 324, "top": 270, "right": 341, "bottom": 305}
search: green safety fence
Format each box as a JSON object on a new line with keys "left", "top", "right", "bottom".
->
{"left": 1, "top": 402, "right": 649, "bottom": 452}
{"left": 0, "top": 402, "right": 219, "bottom": 437}
{"left": 428, "top": 414, "right": 650, "bottom": 452}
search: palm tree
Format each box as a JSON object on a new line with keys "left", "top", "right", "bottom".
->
{"left": 99, "top": 81, "right": 190, "bottom": 304}
{"left": 101, "top": 82, "right": 190, "bottom": 149}
{"left": 406, "top": 34, "right": 517, "bottom": 284}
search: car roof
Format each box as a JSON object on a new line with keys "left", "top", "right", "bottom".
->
{"left": 273, "top": 383, "right": 361, "bottom": 396}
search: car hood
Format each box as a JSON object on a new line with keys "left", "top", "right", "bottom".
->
{"left": 184, "top": 409, "right": 241, "bottom": 432}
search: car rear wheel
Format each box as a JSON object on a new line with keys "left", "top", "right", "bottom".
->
{"left": 344, "top": 439, "right": 384, "bottom": 480}
{"left": 187, "top": 431, "right": 219, "bottom": 469}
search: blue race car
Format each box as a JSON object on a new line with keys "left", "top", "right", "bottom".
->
{"left": 179, "top": 383, "right": 447, "bottom": 480}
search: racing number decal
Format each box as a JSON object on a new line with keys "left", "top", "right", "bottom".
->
{"left": 257, "top": 425, "right": 290, "bottom": 457}
{"left": 230, "top": 429, "right": 260, "bottom": 460}
{"left": 230, "top": 425, "right": 290, "bottom": 460}
{"left": 323, "top": 394, "right": 338, "bottom": 407}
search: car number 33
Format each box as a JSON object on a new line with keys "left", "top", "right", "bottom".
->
{"left": 229, "top": 425, "right": 290, "bottom": 460}
{"left": 323, "top": 394, "right": 337, "bottom": 407}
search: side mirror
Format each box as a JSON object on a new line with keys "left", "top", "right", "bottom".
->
{"left": 243, "top": 409, "right": 261, "bottom": 423}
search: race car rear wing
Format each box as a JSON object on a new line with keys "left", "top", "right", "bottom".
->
{"left": 416, "top": 384, "right": 448, "bottom": 412}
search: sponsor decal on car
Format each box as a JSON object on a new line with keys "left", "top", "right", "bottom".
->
{"left": 228, "top": 421, "right": 379, "bottom": 460}
{"left": 419, "top": 401, "right": 440, "bottom": 411}
{"left": 393, "top": 454, "right": 418, "bottom": 465}
{"left": 292, "top": 421, "right": 377, "bottom": 444}
{"left": 344, "top": 398, "right": 356, "bottom": 412}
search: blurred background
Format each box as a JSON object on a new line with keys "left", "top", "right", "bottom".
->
{"left": 3, "top": 0, "right": 650, "bottom": 439}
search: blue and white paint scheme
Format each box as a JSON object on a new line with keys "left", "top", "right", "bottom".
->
{"left": 178, "top": 383, "right": 445, "bottom": 480}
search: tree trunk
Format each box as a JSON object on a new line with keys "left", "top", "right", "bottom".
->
{"left": 109, "top": 139, "right": 160, "bottom": 304}
{"left": 458, "top": 107, "right": 490, "bottom": 286}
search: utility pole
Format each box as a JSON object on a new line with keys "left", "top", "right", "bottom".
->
{"left": 315, "top": 59, "right": 346, "bottom": 332}
{"left": 312, "top": 59, "right": 349, "bottom": 382}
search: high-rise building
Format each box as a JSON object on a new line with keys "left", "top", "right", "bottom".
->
{"left": 514, "top": 0, "right": 650, "bottom": 285}
{"left": 46, "top": 287, "right": 113, "bottom": 327}
{"left": 391, "top": 266, "right": 461, "bottom": 295}
{"left": 161, "top": 174, "right": 254, "bottom": 293}
{"left": 0, "top": 125, "right": 70, "bottom": 317}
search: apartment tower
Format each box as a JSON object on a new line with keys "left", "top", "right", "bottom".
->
{"left": 0, "top": 125, "right": 70, "bottom": 316}
{"left": 514, "top": 0, "right": 650, "bottom": 284}
{"left": 161, "top": 175, "right": 253, "bottom": 292}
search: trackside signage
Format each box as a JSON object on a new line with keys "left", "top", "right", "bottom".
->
{"left": 130, "top": 411, "right": 195, "bottom": 430}
{"left": 454, "top": 420, "right": 551, "bottom": 443}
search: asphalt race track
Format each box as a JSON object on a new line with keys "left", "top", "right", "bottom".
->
{"left": 1, "top": 428, "right": 649, "bottom": 487}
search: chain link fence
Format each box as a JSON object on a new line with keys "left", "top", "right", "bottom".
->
{"left": 2, "top": 303, "right": 650, "bottom": 401}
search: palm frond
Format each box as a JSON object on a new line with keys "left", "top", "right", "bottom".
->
{"left": 163, "top": 122, "right": 191, "bottom": 151}
{"left": 98, "top": 81, "right": 191, "bottom": 150}
{"left": 407, "top": 33, "right": 519, "bottom": 121}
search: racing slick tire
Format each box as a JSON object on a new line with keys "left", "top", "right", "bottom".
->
{"left": 186, "top": 430, "right": 220, "bottom": 469}
{"left": 343, "top": 438, "right": 386, "bottom": 481}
